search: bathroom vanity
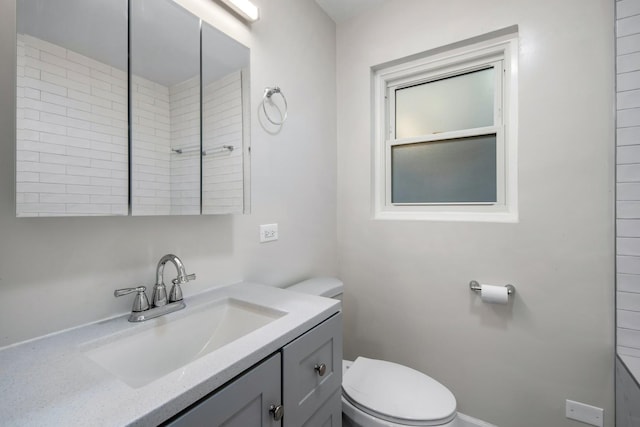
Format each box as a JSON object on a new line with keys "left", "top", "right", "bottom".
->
{"left": 0, "top": 282, "right": 342, "bottom": 426}
{"left": 166, "top": 312, "right": 342, "bottom": 426}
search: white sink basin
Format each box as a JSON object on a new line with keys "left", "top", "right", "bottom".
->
{"left": 82, "top": 298, "right": 286, "bottom": 388}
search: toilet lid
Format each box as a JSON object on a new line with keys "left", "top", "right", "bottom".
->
{"left": 342, "top": 357, "right": 457, "bottom": 426}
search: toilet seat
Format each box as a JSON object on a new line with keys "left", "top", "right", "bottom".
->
{"left": 342, "top": 357, "right": 457, "bottom": 426}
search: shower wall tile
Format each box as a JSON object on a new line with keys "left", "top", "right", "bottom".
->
{"left": 618, "top": 0, "right": 640, "bottom": 361}
{"left": 130, "top": 75, "right": 171, "bottom": 216}
{"left": 202, "top": 70, "right": 245, "bottom": 215}
{"left": 169, "top": 77, "right": 200, "bottom": 215}
{"left": 16, "top": 34, "right": 128, "bottom": 216}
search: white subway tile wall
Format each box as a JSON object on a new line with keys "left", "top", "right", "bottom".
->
{"left": 202, "top": 71, "right": 244, "bottom": 215}
{"left": 169, "top": 77, "right": 200, "bottom": 215}
{"left": 17, "top": 36, "right": 243, "bottom": 217}
{"left": 16, "top": 34, "right": 128, "bottom": 216}
{"left": 131, "top": 75, "right": 171, "bottom": 215}
{"left": 617, "top": 0, "right": 640, "bottom": 353}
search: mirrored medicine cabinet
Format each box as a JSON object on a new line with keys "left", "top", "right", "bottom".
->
{"left": 16, "top": 0, "right": 250, "bottom": 217}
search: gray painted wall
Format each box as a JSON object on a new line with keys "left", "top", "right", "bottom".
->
{"left": 335, "top": 1, "right": 614, "bottom": 426}
{"left": 0, "top": 0, "right": 337, "bottom": 346}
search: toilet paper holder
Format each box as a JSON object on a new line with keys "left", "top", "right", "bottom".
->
{"left": 469, "top": 280, "right": 516, "bottom": 296}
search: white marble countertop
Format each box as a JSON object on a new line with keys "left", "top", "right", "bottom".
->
{"left": 0, "top": 282, "right": 341, "bottom": 426}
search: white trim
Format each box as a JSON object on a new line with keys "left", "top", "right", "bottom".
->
{"left": 376, "top": 209, "right": 518, "bottom": 223}
{"left": 372, "top": 32, "right": 519, "bottom": 223}
{"left": 389, "top": 126, "right": 500, "bottom": 146}
{"left": 456, "top": 412, "right": 499, "bottom": 427}
{"left": 387, "top": 57, "right": 502, "bottom": 96}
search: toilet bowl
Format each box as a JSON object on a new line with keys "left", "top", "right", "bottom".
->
{"left": 286, "top": 278, "right": 459, "bottom": 427}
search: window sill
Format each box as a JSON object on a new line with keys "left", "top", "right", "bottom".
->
{"left": 373, "top": 209, "right": 519, "bottom": 223}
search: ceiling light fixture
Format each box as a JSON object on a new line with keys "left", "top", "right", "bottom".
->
{"left": 220, "top": 0, "right": 260, "bottom": 22}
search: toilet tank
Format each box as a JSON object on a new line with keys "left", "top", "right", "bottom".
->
{"left": 286, "top": 277, "right": 344, "bottom": 300}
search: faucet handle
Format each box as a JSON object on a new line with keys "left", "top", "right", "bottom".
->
{"left": 169, "top": 283, "right": 183, "bottom": 303}
{"left": 172, "top": 273, "right": 196, "bottom": 285}
{"left": 114, "top": 286, "right": 150, "bottom": 312}
{"left": 169, "top": 273, "right": 195, "bottom": 303}
{"left": 114, "top": 286, "right": 146, "bottom": 297}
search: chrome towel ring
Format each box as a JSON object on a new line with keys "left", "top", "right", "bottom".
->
{"left": 262, "top": 86, "right": 288, "bottom": 125}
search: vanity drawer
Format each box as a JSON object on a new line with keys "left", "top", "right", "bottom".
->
{"left": 282, "top": 312, "right": 343, "bottom": 426}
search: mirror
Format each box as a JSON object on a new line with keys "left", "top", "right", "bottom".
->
{"left": 201, "top": 22, "right": 250, "bottom": 215}
{"left": 130, "top": 0, "right": 201, "bottom": 216}
{"left": 16, "top": 0, "right": 251, "bottom": 217}
{"left": 16, "top": 0, "right": 129, "bottom": 216}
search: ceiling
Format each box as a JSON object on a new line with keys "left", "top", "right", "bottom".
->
{"left": 314, "top": 0, "right": 386, "bottom": 23}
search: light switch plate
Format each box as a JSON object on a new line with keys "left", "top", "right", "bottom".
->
{"left": 259, "top": 223, "right": 278, "bottom": 243}
{"left": 566, "top": 400, "right": 603, "bottom": 427}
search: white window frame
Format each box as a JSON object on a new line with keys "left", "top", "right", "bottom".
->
{"left": 372, "top": 34, "right": 518, "bottom": 222}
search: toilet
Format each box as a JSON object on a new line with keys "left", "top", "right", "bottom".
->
{"left": 286, "top": 277, "right": 459, "bottom": 427}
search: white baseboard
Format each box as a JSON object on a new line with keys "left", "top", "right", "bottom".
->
{"left": 457, "top": 412, "right": 498, "bottom": 427}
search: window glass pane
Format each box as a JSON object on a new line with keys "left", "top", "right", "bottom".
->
{"left": 395, "top": 68, "right": 495, "bottom": 138}
{"left": 391, "top": 135, "right": 497, "bottom": 204}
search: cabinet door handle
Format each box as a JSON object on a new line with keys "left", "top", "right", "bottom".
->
{"left": 314, "top": 363, "right": 327, "bottom": 376}
{"left": 269, "top": 404, "right": 284, "bottom": 421}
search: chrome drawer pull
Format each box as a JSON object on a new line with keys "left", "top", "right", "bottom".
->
{"left": 269, "top": 404, "right": 284, "bottom": 421}
{"left": 314, "top": 363, "right": 327, "bottom": 376}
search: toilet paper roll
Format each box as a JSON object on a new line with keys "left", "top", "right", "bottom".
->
{"left": 480, "top": 284, "right": 509, "bottom": 304}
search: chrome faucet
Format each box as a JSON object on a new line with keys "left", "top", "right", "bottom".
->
{"left": 115, "top": 254, "right": 196, "bottom": 322}
{"left": 152, "top": 254, "right": 196, "bottom": 307}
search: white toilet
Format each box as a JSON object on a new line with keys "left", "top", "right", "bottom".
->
{"left": 286, "top": 277, "right": 459, "bottom": 427}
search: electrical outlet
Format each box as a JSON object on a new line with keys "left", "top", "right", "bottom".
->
{"left": 566, "top": 400, "right": 603, "bottom": 427}
{"left": 260, "top": 223, "right": 278, "bottom": 243}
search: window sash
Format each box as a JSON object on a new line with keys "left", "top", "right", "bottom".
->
{"left": 394, "top": 68, "right": 496, "bottom": 138}
{"left": 385, "top": 54, "right": 504, "bottom": 90}
{"left": 385, "top": 127, "right": 505, "bottom": 206}
{"left": 384, "top": 59, "right": 504, "bottom": 207}
{"left": 387, "top": 60, "right": 503, "bottom": 140}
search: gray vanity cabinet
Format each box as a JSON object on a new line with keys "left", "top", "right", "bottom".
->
{"left": 282, "top": 313, "right": 343, "bottom": 426}
{"left": 164, "top": 312, "right": 342, "bottom": 427}
{"left": 299, "top": 390, "right": 342, "bottom": 427}
{"left": 166, "top": 353, "right": 282, "bottom": 427}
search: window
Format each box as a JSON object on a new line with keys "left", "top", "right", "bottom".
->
{"left": 373, "top": 32, "right": 518, "bottom": 222}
